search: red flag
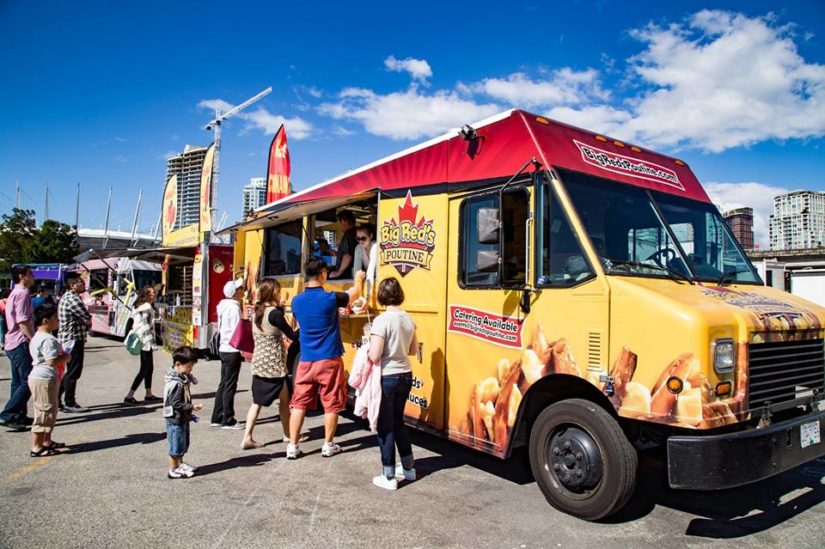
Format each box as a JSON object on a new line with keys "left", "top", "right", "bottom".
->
{"left": 266, "top": 125, "right": 291, "bottom": 203}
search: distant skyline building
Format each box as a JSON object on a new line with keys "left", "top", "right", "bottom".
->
{"left": 165, "top": 144, "right": 208, "bottom": 229}
{"left": 769, "top": 191, "right": 825, "bottom": 250}
{"left": 723, "top": 207, "right": 754, "bottom": 250}
{"left": 242, "top": 177, "right": 266, "bottom": 218}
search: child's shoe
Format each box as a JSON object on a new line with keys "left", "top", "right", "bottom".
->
{"left": 180, "top": 462, "right": 197, "bottom": 473}
{"left": 372, "top": 475, "right": 398, "bottom": 491}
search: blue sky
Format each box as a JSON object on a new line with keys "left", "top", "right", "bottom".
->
{"left": 1, "top": 0, "right": 823, "bottom": 246}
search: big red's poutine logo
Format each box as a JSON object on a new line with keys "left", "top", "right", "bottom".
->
{"left": 379, "top": 191, "right": 436, "bottom": 276}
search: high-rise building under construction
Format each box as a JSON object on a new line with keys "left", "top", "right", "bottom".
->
{"left": 165, "top": 145, "right": 208, "bottom": 229}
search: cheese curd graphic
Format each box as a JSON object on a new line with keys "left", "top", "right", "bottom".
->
{"left": 618, "top": 382, "right": 652, "bottom": 418}
{"left": 464, "top": 324, "right": 745, "bottom": 452}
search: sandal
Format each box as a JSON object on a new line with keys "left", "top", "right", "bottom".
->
{"left": 30, "top": 447, "right": 57, "bottom": 457}
{"left": 241, "top": 440, "right": 263, "bottom": 450}
{"left": 43, "top": 441, "right": 66, "bottom": 449}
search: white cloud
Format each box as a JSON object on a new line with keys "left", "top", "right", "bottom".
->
{"left": 462, "top": 68, "right": 609, "bottom": 108}
{"left": 198, "top": 99, "right": 234, "bottom": 113}
{"left": 315, "top": 11, "right": 824, "bottom": 152}
{"left": 616, "top": 10, "right": 825, "bottom": 151}
{"left": 332, "top": 125, "right": 355, "bottom": 137}
{"left": 242, "top": 108, "right": 313, "bottom": 139}
{"left": 705, "top": 181, "right": 791, "bottom": 248}
{"left": 545, "top": 105, "right": 632, "bottom": 136}
{"left": 384, "top": 56, "right": 433, "bottom": 82}
{"left": 319, "top": 87, "right": 499, "bottom": 141}
{"left": 197, "top": 99, "right": 312, "bottom": 140}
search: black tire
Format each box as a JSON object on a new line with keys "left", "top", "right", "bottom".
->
{"left": 529, "top": 398, "right": 637, "bottom": 521}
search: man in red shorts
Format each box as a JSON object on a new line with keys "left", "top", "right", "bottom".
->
{"left": 287, "top": 258, "right": 365, "bottom": 459}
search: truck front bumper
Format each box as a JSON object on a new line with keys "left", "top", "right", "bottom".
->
{"left": 667, "top": 409, "right": 825, "bottom": 490}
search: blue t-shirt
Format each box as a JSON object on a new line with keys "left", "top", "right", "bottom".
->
{"left": 291, "top": 287, "right": 349, "bottom": 361}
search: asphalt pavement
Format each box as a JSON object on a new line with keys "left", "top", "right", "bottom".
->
{"left": 1, "top": 336, "right": 824, "bottom": 549}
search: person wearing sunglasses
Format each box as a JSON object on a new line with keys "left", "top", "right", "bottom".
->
{"left": 352, "top": 224, "right": 378, "bottom": 286}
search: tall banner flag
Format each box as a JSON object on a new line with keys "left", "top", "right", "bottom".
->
{"left": 199, "top": 143, "right": 215, "bottom": 233}
{"left": 266, "top": 125, "right": 291, "bottom": 204}
{"left": 161, "top": 174, "right": 178, "bottom": 245}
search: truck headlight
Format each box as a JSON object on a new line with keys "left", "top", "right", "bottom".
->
{"left": 713, "top": 339, "right": 735, "bottom": 374}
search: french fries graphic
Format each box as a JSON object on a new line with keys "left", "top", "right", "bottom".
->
{"left": 465, "top": 324, "right": 742, "bottom": 448}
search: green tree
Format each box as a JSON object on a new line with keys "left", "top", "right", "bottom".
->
{"left": 0, "top": 208, "right": 79, "bottom": 273}
{"left": 0, "top": 208, "right": 37, "bottom": 273}
{"left": 28, "top": 219, "right": 79, "bottom": 264}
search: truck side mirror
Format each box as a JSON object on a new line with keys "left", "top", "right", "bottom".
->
{"left": 477, "top": 207, "right": 500, "bottom": 244}
{"left": 476, "top": 250, "right": 500, "bottom": 273}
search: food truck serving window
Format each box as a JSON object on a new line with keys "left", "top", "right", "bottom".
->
{"left": 264, "top": 220, "right": 303, "bottom": 277}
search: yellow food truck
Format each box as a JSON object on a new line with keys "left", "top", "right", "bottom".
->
{"left": 227, "top": 109, "right": 825, "bottom": 520}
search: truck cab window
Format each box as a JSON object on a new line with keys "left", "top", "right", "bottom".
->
{"left": 537, "top": 179, "right": 594, "bottom": 286}
{"left": 461, "top": 195, "right": 499, "bottom": 287}
{"left": 264, "top": 220, "right": 303, "bottom": 276}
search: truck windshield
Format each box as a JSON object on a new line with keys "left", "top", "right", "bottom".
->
{"left": 557, "top": 169, "right": 761, "bottom": 284}
{"left": 654, "top": 193, "right": 761, "bottom": 284}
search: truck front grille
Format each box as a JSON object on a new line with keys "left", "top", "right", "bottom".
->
{"left": 748, "top": 338, "right": 824, "bottom": 411}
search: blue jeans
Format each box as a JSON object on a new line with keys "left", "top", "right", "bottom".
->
{"left": 1, "top": 344, "right": 33, "bottom": 422}
{"left": 166, "top": 420, "right": 190, "bottom": 457}
{"left": 376, "top": 372, "right": 414, "bottom": 479}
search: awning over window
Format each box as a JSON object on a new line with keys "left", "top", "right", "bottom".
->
{"left": 217, "top": 190, "right": 376, "bottom": 235}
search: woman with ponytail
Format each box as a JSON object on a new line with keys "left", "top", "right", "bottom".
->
{"left": 240, "top": 279, "right": 296, "bottom": 449}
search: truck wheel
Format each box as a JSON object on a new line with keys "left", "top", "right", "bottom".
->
{"left": 529, "top": 398, "right": 637, "bottom": 520}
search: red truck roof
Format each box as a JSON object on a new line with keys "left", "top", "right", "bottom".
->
{"left": 260, "top": 109, "right": 709, "bottom": 213}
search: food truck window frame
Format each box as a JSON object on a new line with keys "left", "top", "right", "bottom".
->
{"left": 535, "top": 172, "right": 597, "bottom": 288}
{"left": 459, "top": 191, "right": 501, "bottom": 288}
{"left": 263, "top": 220, "right": 304, "bottom": 277}
{"left": 458, "top": 185, "right": 532, "bottom": 290}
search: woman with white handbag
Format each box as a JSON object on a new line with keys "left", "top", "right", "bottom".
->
{"left": 124, "top": 287, "right": 160, "bottom": 405}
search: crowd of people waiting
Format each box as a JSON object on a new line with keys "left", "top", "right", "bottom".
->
{"left": 1, "top": 252, "right": 420, "bottom": 490}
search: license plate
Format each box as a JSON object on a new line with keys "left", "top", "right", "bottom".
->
{"left": 800, "top": 421, "right": 821, "bottom": 449}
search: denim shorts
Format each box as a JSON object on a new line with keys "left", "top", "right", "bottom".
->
{"left": 166, "top": 421, "right": 190, "bottom": 457}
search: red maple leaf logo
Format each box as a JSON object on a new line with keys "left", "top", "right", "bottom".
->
{"left": 397, "top": 190, "right": 430, "bottom": 227}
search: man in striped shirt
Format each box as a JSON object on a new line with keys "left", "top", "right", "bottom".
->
{"left": 58, "top": 275, "right": 91, "bottom": 413}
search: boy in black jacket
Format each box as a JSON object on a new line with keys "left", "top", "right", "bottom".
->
{"left": 163, "top": 347, "right": 202, "bottom": 479}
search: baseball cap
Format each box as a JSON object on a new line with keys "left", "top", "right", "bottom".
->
{"left": 223, "top": 279, "right": 244, "bottom": 298}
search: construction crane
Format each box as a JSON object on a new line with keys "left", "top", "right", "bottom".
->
{"left": 203, "top": 86, "right": 272, "bottom": 232}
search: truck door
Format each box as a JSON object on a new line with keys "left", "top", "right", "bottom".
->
{"left": 445, "top": 172, "right": 610, "bottom": 456}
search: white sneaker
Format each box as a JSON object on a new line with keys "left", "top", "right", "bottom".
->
{"left": 395, "top": 464, "right": 416, "bottom": 481}
{"left": 286, "top": 443, "right": 302, "bottom": 460}
{"left": 180, "top": 462, "right": 197, "bottom": 473}
{"left": 170, "top": 466, "right": 193, "bottom": 479}
{"left": 373, "top": 475, "right": 398, "bottom": 491}
{"left": 321, "top": 442, "right": 342, "bottom": 457}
